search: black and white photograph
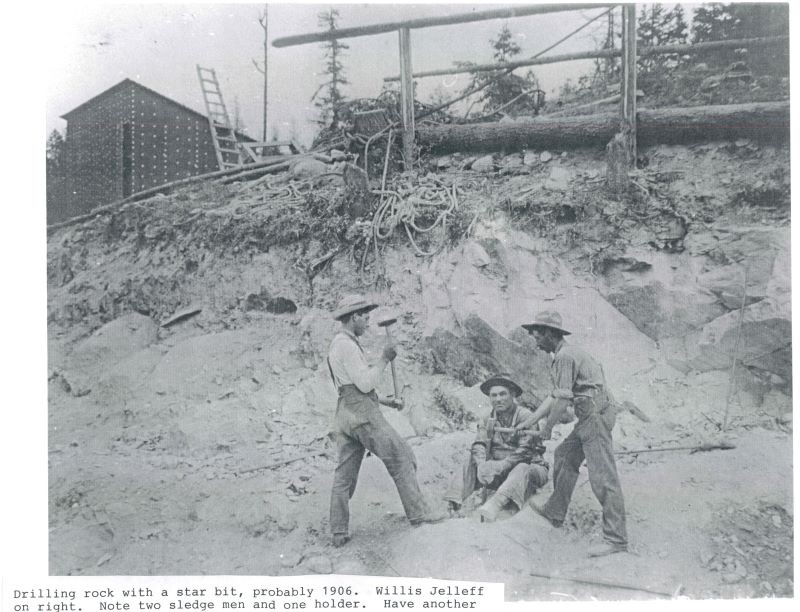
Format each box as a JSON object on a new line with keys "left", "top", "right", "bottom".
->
{"left": 39, "top": 1, "right": 791, "bottom": 603}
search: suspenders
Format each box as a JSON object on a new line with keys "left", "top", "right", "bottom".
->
{"left": 327, "top": 333, "right": 365, "bottom": 392}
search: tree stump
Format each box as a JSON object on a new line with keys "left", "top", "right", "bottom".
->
{"left": 606, "top": 131, "right": 632, "bottom": 196}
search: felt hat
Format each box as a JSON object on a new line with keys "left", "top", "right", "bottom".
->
{"left": 332, "top": 294, "right": 379, "bottom": 321}
{"left": 479, "top": 375, "right": 523, "bottom": 398}
{"left": 522, "top": 310, "right": 571, "bottom": 335}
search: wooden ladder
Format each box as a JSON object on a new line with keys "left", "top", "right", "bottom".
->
{"left": 196, "top": 65, "right": 241, "bottom": 170}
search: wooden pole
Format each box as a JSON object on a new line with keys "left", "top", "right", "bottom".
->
{"left": 383, "top": 35, "right": 788, "bottom": 82}
{"left": 398, "top": 27, "right": 416, "bottom": 170}
{"left": 272, "top": 4, "right": 615, "bottom": 47}
{"left": 528, "top": 570, "right": 677, "bottom": 598}
{"left": 262, "top": 4, "right": 269, "bottom": 142}
{"left": 621, "top": 4, "right": 638, "bottom": 164}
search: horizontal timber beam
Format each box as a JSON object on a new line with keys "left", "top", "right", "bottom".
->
{"left": 384, "top": 35, "right": 789, "bottom": 82}
{"left": 272, "top": 4, "right": 616, "bottom": 48}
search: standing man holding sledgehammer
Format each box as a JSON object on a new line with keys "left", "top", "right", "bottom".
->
{"left": 327, "top": 294, "right": 445, "bottom": 548}
{"left": 522, "top": 311, "right": 628, "bottom": 558}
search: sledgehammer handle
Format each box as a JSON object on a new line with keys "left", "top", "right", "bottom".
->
{"left": 384, "top": 326, "right": 401, "bottom": 401}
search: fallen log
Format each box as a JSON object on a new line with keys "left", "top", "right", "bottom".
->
{"left": 46, "top": 154, "right": 314, "bottom": 233}
{"left": 417, "top": 101, "right": 789, "bottom": 154}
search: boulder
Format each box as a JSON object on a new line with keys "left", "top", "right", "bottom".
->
{"left": 689, "top": 298, "right": 791, "bottom": 381}
{"left": 471, "top": 155, "right": 495, "bottom": 173}
{"left": 697, "top": 265, "right": 769, "bottom": 309}
{"left": 424, "top": 314, "right": 553, "bottom": 406}
{"left": 500, "top": 155, "right": 523, "bottom": 172}
{"left": 523, "top": 152, "right": 539, "bottom": 166}
{"left": 303, "top": 555, "right": 333, "bottom": 574}
{"left": 544, "top": 166, "right": 572, "bottom": 191}
{"left": 462, "top": 240, "right": 491, "bottom": 268}
{"left": 435, "top": 156, "right": 452, "bottom": 169}
{"left": 291, "top": 158, "right": 328, "bottom": 179}
{"left": 606, "top": 281, "right": 726, "bottom": 341}
{"left": 68, "top": 312, "right": 159, "bottom": 374}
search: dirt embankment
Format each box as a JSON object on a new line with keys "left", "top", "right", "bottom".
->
{"left": 47, "top": 141, "right": 791, "bottom": 598}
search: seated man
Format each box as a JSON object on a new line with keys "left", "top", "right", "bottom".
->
{"left": 445, "top": 375, "right": 549, "bottom": 522}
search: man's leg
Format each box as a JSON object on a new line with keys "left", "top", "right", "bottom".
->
{"left": 355, "top": 417, "right": 428, "bottom": 523}
{"left": 540, "top": 428, "right": 584, "bottom": 525}
{"left": 444, "top": 454, "right": 477, "bottom": 508}
{"left": 497, "top": 463, "right": 549, "bottom": 511}
{"left": 581, "top": 413, "right": 628, "bottom": 547}
{"left": 329, "top": 433, "right": 365, "bottom": 540}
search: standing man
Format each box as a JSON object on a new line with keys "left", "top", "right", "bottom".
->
{"left": 327, "top": 294, "right": 443, "bottom": 547}
{"left": 445, "top": 375, "right": 549, "bottom": 522}
{"left": 522, "top": 311, "right": 628, "bottom": 558}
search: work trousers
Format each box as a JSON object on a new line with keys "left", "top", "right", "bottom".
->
{"left": 329, "top": 386, "right": 427, "bottom": 536}
{"left": 541, "top": 396, "right": 628, "bottom": 546}
{"left": 445, "top": 457, "right": 549, "bottom": 510}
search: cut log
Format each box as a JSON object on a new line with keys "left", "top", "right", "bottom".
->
{"left": 417, "top": 101, "right": 789, "bottom": 154}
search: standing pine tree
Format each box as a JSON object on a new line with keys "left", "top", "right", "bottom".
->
{"left": 463, "top": 24, "right": 541, "bottom": 118}
{"left": 46, "top": 129, "right": 68, "bottom": 223}
{"left": 312, "top": 8, "right": 350, "bottom": 127}
{"left": 691, "top": 3, "right": 788, "bottom": 74}
{"left": 638, "top": 4, "right": 689, "bottom": 75}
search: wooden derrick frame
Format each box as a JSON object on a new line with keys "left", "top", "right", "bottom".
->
{"left": 273, "top": 3, "right": 616, "bottom": 171}
{"left": 275, "top": 5, "right": 788, "bottom": 170}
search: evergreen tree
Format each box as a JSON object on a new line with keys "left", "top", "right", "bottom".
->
{"left": 312, "top": 8, "right": 350, "bottom": 127}
{"left": 638, "top": 4, "right": 689, "bottom": 74}
{"left": 691, "top": 3, "right": 738, "bottom": 43}
{"left": 463, "top": 24, "right": 541, "bottom": 118}
{"left": 691, "top": 3, "right": 788, "bottom": 73}
{"left": 46, "top": 129, "right": 68, "bottom": 223}
{"left": 46, "top": 129, "right": 65, "bottom": 176}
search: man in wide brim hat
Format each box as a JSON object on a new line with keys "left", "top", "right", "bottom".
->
{"left": 521, "top": 310, "right": 572, "bottom": 336}
{"left": 445, "top": 374, "right": 548, "bottom": 522}
{"left": 332, "top": 294, "right": 379, "bottom": 321}
{"left": 479, "top": 375, "right": 523, "bottom": 398}
{"left": 326, "top": 294, "right": 444, "bottom": 547}
{"left": 522, "top": 309, "right": 628, "bottom": 558}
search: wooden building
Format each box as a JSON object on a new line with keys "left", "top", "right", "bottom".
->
{"left": 59, "top": 78, "right": 245, "bottom": 218}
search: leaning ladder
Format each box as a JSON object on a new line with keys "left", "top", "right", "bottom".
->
{"left": 196, "top": 65, "right": 241, "bottom": 170}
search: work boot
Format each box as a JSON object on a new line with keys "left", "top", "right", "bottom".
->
{"left": 332, "top": 534, "right": 351, "bottom": 548}
{"left": 478, "top": 494, "right": 508, "bottom": 523}
{"left": 410, "top": 510, "right": 448, "bottom": 526}
{"left": 529, "top": 500, "right": 563, "bottom": 528}
{"left": 587, "top": 541, "right": 628, "bottom": 558}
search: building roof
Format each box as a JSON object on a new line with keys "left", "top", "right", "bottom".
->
{"left": 60, "top": 78, "right": 254, "bottom": 141}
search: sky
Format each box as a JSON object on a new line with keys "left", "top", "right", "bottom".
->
{"left": 45, "top": 2, "right": 627, "bottom": 147}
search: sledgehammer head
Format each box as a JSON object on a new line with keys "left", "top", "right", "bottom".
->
{"left": 376, "top": 315, "right": 398, "bottom": 328}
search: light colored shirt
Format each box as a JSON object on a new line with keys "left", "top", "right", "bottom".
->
{"left": 551, "top": 341, "right": 604, "bottom": 399}
{"left": 328, "top": 330, "right": 384, "bottom": 394}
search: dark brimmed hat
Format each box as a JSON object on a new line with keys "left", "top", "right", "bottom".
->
{"left": 333, "top": 294, "right": 379, "bottom": 321}
{"left": 479, "top": 375, "right": 523, "bottom": 398}
{"left": 522, "top": 310, "right": 571, "bottom": 336}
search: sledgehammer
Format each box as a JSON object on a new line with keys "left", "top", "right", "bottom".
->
{"left": 376, "top": 315, "right": 402, "bottom": 408}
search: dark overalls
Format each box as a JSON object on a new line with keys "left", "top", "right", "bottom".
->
{"left": 329, "top": 384, "right": 428, "bottom": 537}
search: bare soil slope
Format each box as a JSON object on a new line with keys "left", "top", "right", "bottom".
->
{"left": 47, "top": 142, "right": 792, "bottom": 599}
